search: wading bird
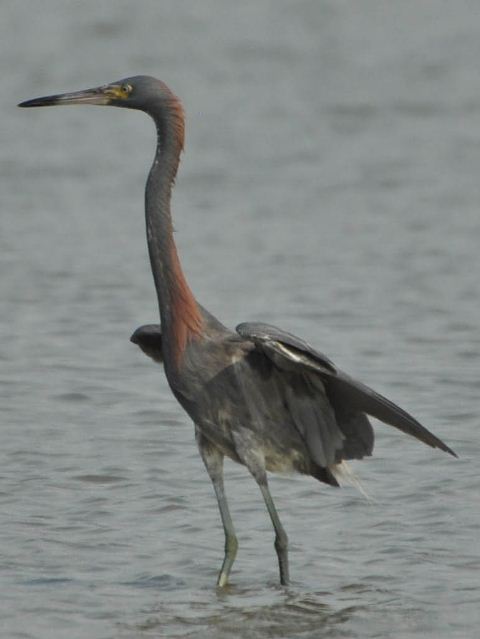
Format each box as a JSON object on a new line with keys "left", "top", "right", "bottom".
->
{"left": 19, "top": 76, "right": 456, "bottom": 587}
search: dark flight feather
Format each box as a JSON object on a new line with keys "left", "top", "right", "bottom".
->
{"left": 236, "top": 322, "right": 457, "bottom": 458}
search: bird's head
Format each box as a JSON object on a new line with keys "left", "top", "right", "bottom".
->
{"left": 19, "top": 75, "right": 185, "bottom": 152}
{"left": 18, "top": 75, "right": 179, "bottom": 115}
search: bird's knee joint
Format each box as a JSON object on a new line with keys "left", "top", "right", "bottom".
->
{"left": 225, "top": 535, "right": 238, "bottom": 556}
{"left": 275, "top": 531, "right": 288, "bottom": 553}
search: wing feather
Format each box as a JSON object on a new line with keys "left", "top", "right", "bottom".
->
{"left": 236, "top": 322, "right": 456, "bottom": 458}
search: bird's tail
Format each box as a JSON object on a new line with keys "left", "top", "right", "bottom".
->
{"left": 330, "top": 461, "right": 373, "bottom": 500}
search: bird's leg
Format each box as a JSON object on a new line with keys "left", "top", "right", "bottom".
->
{"left": 230, "top": 426, "right": 290, "bottom": 586}
{"left": 258, "top": 480, "right": 289, "bottom": 586}
{"left": 211, "top": 472, "right": 238, "bottom": 588}
{"left": 196, "top": 427, "right": 238, "bottom": 588}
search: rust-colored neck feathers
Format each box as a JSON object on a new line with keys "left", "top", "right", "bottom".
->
{"left": 166, "top": 96, "right": 185, "bottom": 156}
{"left": 167, "top": 236, "right": 203, "bottom": 364}
{"left": 146, "top": 92, "right": 203, "bottom": 368}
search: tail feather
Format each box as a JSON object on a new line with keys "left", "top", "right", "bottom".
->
{"left": 330, "top": 461, "right": 373, "bottom": 500}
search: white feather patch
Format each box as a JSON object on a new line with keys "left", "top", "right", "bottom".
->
{"left": 275, "top": 342, "right": 302, "bottom": 362}
{"left": 329, "top": 461, "right": 374, "bottom": 502}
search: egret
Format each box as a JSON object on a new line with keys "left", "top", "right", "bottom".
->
{"left": 19, "top": 76, "right": 456, "bottom": 586}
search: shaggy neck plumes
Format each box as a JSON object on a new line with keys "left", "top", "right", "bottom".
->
{"left": 145, "top": 96, "right": 202, "bottom": 366}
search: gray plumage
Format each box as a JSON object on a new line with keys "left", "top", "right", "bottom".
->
{"left": 20, "top": 76, "right": 456, "bottom": 587}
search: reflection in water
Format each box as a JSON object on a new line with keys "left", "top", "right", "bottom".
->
{"left": 120, "top": 586, "right": 341, "bottom": 638}
{"left": 119, "top": 574, "right": 431, "bottom": 639}
{"left": 119, "top": 582, "right": 430, "bottom": 638}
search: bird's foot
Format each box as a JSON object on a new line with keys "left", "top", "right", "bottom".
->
{"left": 217, "top": 571, "right": 230, "bottom": 588}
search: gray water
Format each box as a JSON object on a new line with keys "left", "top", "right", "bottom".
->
{"left": 1, "top": 1, "right": 479, "bottom": 637}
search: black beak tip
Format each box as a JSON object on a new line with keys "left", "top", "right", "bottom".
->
{"left": 18, "top": 97, "right": 57, "bottom": 108}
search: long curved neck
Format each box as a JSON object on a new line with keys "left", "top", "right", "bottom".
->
{"left": 146, "top": 97, "right": 202, "bottom": 366}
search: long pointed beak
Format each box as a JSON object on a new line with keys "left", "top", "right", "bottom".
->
{"left": 18, "top": 85, "right": 112, "bottom": 108}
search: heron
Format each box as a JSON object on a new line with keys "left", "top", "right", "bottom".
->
{"left": 19, "top": 76, "right": 456, "bottom": 587}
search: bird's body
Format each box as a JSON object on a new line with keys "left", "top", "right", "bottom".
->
{"left": 168, "top": 315, "right": 338, "bottom": 480}
{"left": 20, "top": 75, "right": 456, "bottom": 587}
{"left": 132, "top": 313, "right": 453, "bottom": 483}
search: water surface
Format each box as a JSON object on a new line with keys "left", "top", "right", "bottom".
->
{"left": 1, "top": 1, "right": 479, "bottom": 637}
